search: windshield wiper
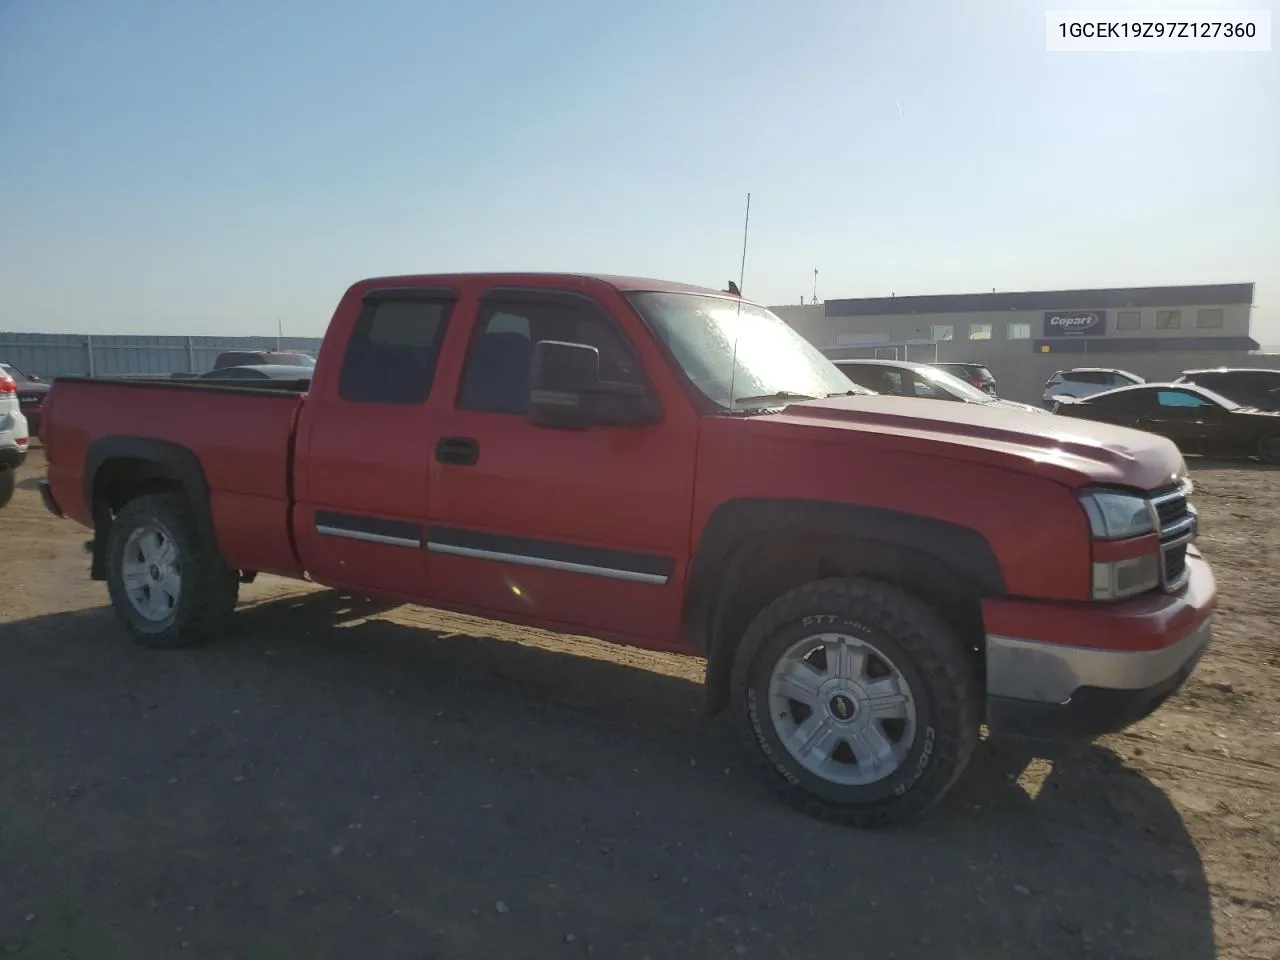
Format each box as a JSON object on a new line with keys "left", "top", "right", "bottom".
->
{"left": 826, "top": 389, "right": 871, "bottom": 398}
{"left": 732, "top": 391, "right": 818, "bottom": 407}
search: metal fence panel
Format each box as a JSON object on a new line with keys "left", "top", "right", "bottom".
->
{"left": 0, "top": 332, "right": 324, "bottom": 379}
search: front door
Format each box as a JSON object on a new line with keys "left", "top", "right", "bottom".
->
{"left": 424, "top": 287, "right": 699, "bottom": 646}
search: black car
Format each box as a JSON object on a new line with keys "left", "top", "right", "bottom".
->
{"left": 1053, "top": 383, "right": 1280, "bottom": 463}
{"left": 0, "top": 360, "right": 50, "bottom": 437}
{"left": 834, "top": 359, "right": 1045, "bottom": 414}
{"left": 212, "top": 350, "right": 315, "bottom": 370}
{"left": 932, "top": 362, "right": 997, "bottom": 396}
{"left": 1174, "top": 368, "right": 1280, "bottom": 412}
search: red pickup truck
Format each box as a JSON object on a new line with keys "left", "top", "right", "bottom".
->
{"left": 38, "top": 273, "right": 1215, "bottom": 826}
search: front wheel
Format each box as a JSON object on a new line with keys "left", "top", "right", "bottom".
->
{"left": 0, "top": 468, "right": 14, "bottom": 509}
{"left": 739, "top": 578, "right": 979, "bottom": 827}
{"left": 105, "top": 492, "right": 239, "bottom": 648}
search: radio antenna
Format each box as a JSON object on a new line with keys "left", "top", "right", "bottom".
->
{"left": 727, "top": 191, "right": 751, "bottom": 410}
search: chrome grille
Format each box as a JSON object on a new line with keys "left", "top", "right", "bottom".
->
{"left": 1149, "top": 481, "right": 1195, "bottom": 592}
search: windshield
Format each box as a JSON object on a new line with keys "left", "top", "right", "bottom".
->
{"left": 627, "top": 292, "right": 869, "bottom": 409}
{"left": 918, "top": 366, "right": 993, "bottom": 402}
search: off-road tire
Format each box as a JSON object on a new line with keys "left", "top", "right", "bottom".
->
{"left": 0, "top": 468, "right": 14, "bottom": 509}
{"left": 105, "top": 492, "right": 239, "bottom": 648}
{"left": 739, "top": 577, "right": 979, "bottom": 827}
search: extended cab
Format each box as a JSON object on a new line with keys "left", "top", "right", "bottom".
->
{"left": 38, "top": 274, "right": 1215, "bottom": 826}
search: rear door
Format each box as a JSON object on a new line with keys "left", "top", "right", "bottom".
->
{"left": 424, "top": 285, "right": 700, "bottom": 645}
{"left": 295, "top": 289, "right": 456, "bottom": 598}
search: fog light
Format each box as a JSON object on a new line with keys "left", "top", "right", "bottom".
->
{"left": 1092, "top": 554, "right": 1160, "bottom": 600}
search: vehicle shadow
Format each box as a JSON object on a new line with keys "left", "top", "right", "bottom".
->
{"left": 0, "top": 590, "right": 1215, "bottom": 960}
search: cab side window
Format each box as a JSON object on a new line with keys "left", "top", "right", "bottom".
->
{"left": 338, "top": 297, "right": 455, "bottom": 405}
{"left": 905, "top": 371, "right": 940, "bottom": 398}
{"left": 834, "top": 364, "right": 878, "bottom": 392}
{"left": 458, "top": 294, "right": 645, "bottom": 415}
{"left": 1157, "top": 390, "right": 1208, "bottom": 408}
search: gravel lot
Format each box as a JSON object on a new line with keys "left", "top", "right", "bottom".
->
{"left": 2, "top": 447, "right": 1277, "bottom": 959}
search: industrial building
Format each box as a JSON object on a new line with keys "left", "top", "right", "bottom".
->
{"left": 771, "top": 282, "right": 1261, "bottom": 403}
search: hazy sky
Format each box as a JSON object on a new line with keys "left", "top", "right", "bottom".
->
{"left": 2, "top": 0, "right": 1277, "bottom": 339}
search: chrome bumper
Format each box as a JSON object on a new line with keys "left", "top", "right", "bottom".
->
{"left": 986, "top": 615, "right": 1213, "bottom": 705}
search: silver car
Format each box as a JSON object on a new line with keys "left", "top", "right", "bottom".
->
{"left": 834, "top": 359, "right": 1049, "bottom": 413}
{"left": 1043, "top": 368, "right": 1144, "bottom": 406}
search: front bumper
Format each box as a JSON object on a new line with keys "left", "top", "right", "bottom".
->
{"left": 984, "top": 551, "right": 1215, "bottom": 740}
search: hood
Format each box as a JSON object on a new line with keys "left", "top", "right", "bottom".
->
{"left": 752, "top": 395, "right": 1186, "bottom": 491}
{"left": 983, "top": 397, "right": 1049, "bottom": 415}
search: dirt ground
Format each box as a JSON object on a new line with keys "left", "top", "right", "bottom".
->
{"left": 1, "top": 447, "right": 1277, "bottom": 960}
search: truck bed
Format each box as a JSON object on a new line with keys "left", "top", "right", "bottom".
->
{"left": 44, "top": 377, "right": 306, "bottom": 577}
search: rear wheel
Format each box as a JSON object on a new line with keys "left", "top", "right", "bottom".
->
{"left": 0, "top": 468, "right": 14, "bottom": 509}
{"left": 740, "top": 577, "right": 979, "bottom": 827}
{"left": 105, "top": 493, "right": 239, "bottom": 648}
{"left": 1259, "top": 435, "right": 1280, "bottom": 465}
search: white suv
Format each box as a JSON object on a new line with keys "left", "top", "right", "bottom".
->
{"left": 1043, "top": 368, "right": 1144, "bottom": 406}
{"left": 1, "top": 367, "right": 30, "bottom": 508}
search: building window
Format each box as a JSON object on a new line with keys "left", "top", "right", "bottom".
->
{"left": 931, "top": 324, "right": 953, "bottom": 341}
{"left": 1007, "top": 322, "right": 1030, "bottom": 340}
{"left": 1197, "top": 308, "right": 1224, "bottom": 329}
{"left": 968, "top": 323, "right": 992, "bottom": 341}
{"left": 1117, "top": 310, "right": 1141, "bottom": 330}
{"left": 1156, "top": 309, "right": 1182, "bottom": 330}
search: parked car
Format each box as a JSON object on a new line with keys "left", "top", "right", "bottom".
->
{"left": 1043, "top": 368, "right": 1144, "bottom": 405}
{"left": 212, "top": 350, "right": 315, "bottom": 370}
{"left": 39, "top": 271, "right": 1214, "bottom": 826}
{"left": 1053, "top": 383, "right": 1280, "bottom": 463}
{"left": 0, "top": 368, "right": 30, "bottom": 508}
{"left": 1173, "top": 368, "right": 1280, "bottom": 412}
{"left": 835, "top": 359, "right": 1046, "bottom": 414}
{"left": 197, "top": 364, "right": 315, "bottom": 382}
{"left": 1, "top": 360, "right": 50, "bottom": 438}
{"left": 932, "top": 362, "right": 997, "bottom": 396}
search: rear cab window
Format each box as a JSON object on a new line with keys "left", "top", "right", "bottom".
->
{"left": 338, "top": 295, "right": 456, "bottom": 405}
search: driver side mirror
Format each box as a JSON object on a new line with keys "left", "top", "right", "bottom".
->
{"left": 528, "top": 340, "right": 660, "bottom": 430}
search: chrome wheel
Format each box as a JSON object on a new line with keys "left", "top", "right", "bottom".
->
{"left": 120, "top": 522, "right": 182, "bottom": 622}
{"left": 768, "top": 632, "right": 917, "bottom": 786}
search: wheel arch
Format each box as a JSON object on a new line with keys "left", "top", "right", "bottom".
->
{"left": 84, "top": 436, "right": 216, "bottom": 580}
{"left": 684, "top": 499, "right": 1005, "bottom": 717}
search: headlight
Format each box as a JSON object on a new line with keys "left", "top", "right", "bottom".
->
{"left": 1079, "top": 490, "right": 1155, "bottom": 540}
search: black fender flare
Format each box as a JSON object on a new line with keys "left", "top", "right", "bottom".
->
{"left": 84, "top": 436, "right": 216, "bottom": 579}
{"left": 683, "top": 498, "right": 1006, "bottom": 712}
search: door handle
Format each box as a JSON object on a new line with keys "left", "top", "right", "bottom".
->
{"left": 435, "top": 436, "right": 479, "bottom": 466}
